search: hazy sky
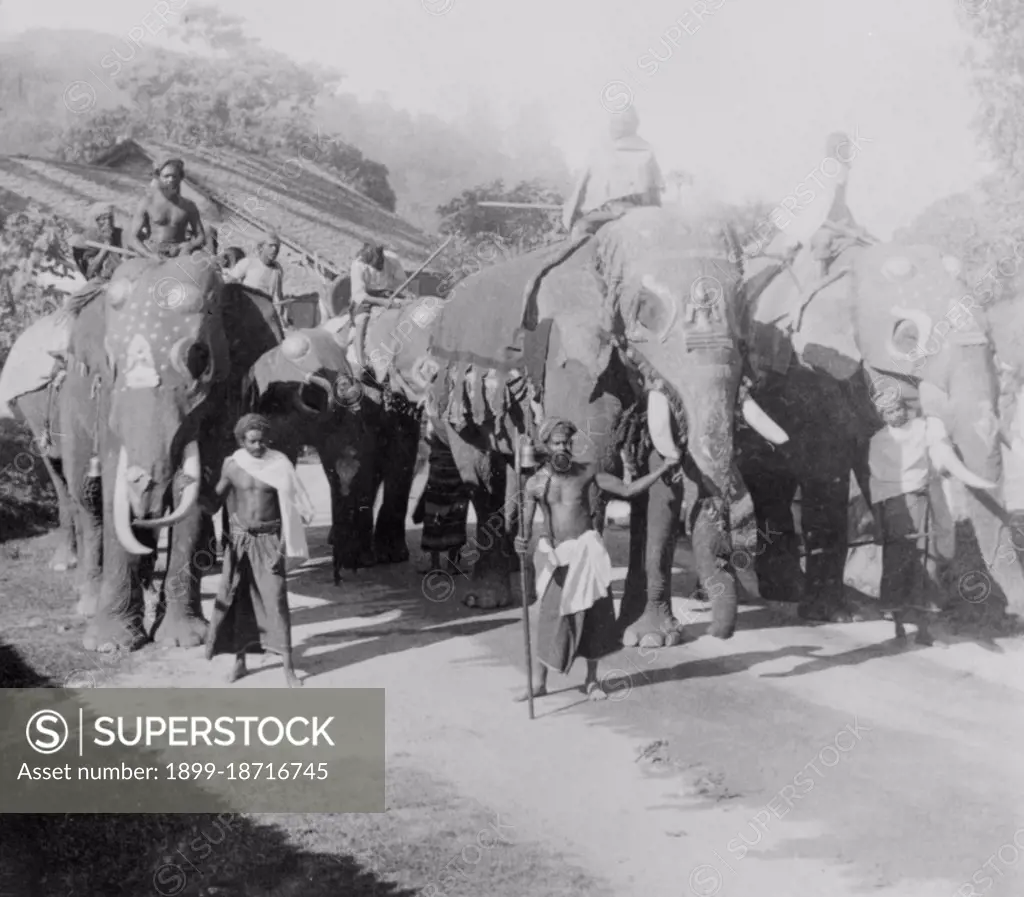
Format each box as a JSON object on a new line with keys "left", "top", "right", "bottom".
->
{"left": 0, "top": 0, "right": 993, "bottom": 238}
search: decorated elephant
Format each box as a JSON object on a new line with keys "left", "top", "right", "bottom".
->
{"left": 242, "top": 327, "right": 369, "bottom": 582}
{"left": 312, "top": 297, "right": 440, "bottom": 570}
{"left": 422, "top": 206, "right": 789, "bottom": 646}
{"left": 0, "top": 313, "right": 79, "bottom": 572}
{"left": 740, "top": 236, "right": 1024, "bottom": 620}
{"left": 58, "top": 257, "right": 283, "bottom": 652}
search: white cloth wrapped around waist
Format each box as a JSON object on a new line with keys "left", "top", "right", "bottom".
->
{"left": 533, "top": 528, "right": 613, "bottom": 616}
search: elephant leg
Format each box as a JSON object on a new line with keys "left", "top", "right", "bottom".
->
{"left": 447, "top": 436, "right": 512, "bottom": 611}
{"left": 40, "top": 454, "right": 78, "bottom": 572}
{"left": 84, "top": 519, "right": 150, "bottom": 653}
{"left": 373, "top": 412, "right": 419, "bottom": 565}
{"left": 60, "top": 393, "right": 102, "bottom": 618}
{"left": 71, "top": 492, "right": 103, "bottom": 618}
{"left": 329, "top": 417, "right": 378, "bottom": 573}
{"left": 745, "top": 461, "right": 803, "bottom": 604}
{"left": 152, "top": 505, "right": 210, "bottom": 648}
{"left": 620, "top": 449, "right": 687, "bottom": 647}
{"left": 799, "top": 467, "right": 858, "bottom": 623}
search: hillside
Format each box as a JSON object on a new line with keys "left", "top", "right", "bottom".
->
{"left": 0, "top": 17, "right": 571, "bottom": 230}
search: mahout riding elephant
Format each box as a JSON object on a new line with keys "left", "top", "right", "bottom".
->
{"left": 242, "top": 327, "right": 368, "bottom": 583}
{"left": 741, "top": 237, "right": 1024, "bottom": 621}
{"left": 317, "top": 297, "right": 440, "bottom": 571}
{"left": 423, "top": 206, "right": 789, "bottom": 647}
{"left": 59, "top": 258, "right": 283, "bottom": 652}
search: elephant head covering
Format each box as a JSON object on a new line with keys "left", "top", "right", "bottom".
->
{"left": 539, "top": 417, "right": 577, "bottom": 445}
{"left": 608, "top": 104, "right": 640, "bottom": 140}
{"left": 155, "top": 157, "right": 185, "bottom": 178}
{"left": 234, "top": 413, "right": 273, "bottom": 444}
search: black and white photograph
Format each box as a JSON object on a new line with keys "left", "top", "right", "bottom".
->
{"left": 1, "top": 0, "right": 1023, "bottom": 893}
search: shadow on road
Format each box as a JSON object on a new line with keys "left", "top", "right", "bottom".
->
{"left": 0, "top": 639, "right": 418, "bottom": 897}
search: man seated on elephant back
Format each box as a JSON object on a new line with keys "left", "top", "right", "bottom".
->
{"left": 349, "top": 242, "right": 413, "bottom": 371}
{"left": 70, "top": 202, "right": 125, "bottom": 282}
{"left": 561, "top": 105, "right": 665, "bottom": 239}
{"left": 126, "top": 158, "right": 208, "bottom": 261}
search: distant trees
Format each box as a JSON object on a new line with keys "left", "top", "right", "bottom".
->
{"left": 432, "top": 179, "right": 564, "bottom": 291}
{"left": 0, "top": 207, "right": 72, "bottom": 368}
{"left": 40, "top": 5, "right": 398, "bottom": 211}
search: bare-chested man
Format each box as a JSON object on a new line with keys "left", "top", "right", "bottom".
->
{"left": 203, "top": 414, "right": 314, "bottom": 688}
{"left": 514, "top": 418, "right": 678, "bottom": 701}
{"left": 127, "top": 158, "right": 207, "bottom": 260}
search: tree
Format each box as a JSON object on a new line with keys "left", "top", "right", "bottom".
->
{"left": 0, "top": 207, "right": 73, "bottom": 368}
{"left": 437, "top": 179, "right": 564, "bottom": 250}
{"left": 42, "top": 4, "right": 397, "bottom": 209}
{"left": 431, "top": 179, "right": 565, "bottom": 293}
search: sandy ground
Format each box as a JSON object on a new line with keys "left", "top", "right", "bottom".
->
{"left": 100, "top": 462, "right": 1024, "bottom": 897}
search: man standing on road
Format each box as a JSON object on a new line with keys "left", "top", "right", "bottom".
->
{"left": 203, "top": 414, "right": 315, "bottom": 688}
{"left": 126, "top": 158, "right": 208, "bottom": 260}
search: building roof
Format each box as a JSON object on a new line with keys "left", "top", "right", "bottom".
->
{"left": 0, "top": 138, "right": 441, "bottom": 299}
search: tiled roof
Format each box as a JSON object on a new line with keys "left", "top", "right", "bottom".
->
{"left": 98, "top": 139, "right": 438, "bottom": 296}
{"left": 0, "top": 139, "right": 441, "bottom": 299}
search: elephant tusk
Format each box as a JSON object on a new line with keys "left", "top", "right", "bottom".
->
{"left": 132, "top": 441, "right": 202, "bottom": 529}
{"left": 113, "top": 446, "right": 154, "bottom": 555}
{"left": 305, "top": 372, "right": 336, "bottom": 404}
{"left": 929, "top": 436, "right": 997, "bottom": 491}
{"left": 646, "top": 390, "right": 681, "bottom": 460}
{"left": 741, "top": 397, "right": 789, "bottom": 445}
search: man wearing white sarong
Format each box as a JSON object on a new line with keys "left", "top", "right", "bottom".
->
{"left": 514, "top": 418, "right": 679, "bottom": 702}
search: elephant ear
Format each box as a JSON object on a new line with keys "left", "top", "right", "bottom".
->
{"left": 744, "top": 244, "right": 862, "bottom": 380}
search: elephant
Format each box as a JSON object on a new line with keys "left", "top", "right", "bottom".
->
{"left": 314, "top": 296, "right": 440, "bottom": 571}
{"left": 1, "top": 384, "right": 78, "bottom": 572}
{"left": 243, "top": 327, "right": 369, "bottom": 583}
{"left": 0, "top": 313, "right": 80, "bottom": 571}
{"left": 740, "top": 237, "right": 1024, "bottom": 621}
{"left": 58, "top": 257, "right": 284, "bottom": 652}
{"left": 421, "top": 206, "right": 789, "bottom": 647}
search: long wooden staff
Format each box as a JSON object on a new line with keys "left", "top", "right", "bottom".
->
{"left": 516, "top": 405, "right": 536, "bottom": 720}
{"left": 386, "top": 235, "right": 454, "bottom": 308}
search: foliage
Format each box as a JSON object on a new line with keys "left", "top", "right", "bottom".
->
{"left": 962, "top": 0, "right": 1024, "bottom": 177}
{"left": 31, "top": 6, "right": 397, "bottom": 210}
{"left": 432, "top": 179, "right": 565, "bottom": 292}
{"left": 0, "top": 206, "right": 73, "bottom": 370}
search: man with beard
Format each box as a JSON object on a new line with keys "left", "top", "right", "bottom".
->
{"left": 513, "top": 418, "right": 679, "bottom": 702}
{"left": 126, "top": 158, "right": 208, "bottom": 260}
{"left": 71, "top": 202, "right": 125, "bottom": 282}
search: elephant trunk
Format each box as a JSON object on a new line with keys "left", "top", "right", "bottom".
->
{"left": 113, "top": 441, "right": 201, "bottom": 554}
{"left": 945, "top": 341, "right": 1024, "bottom": 616}
{"left": 681, "top": 359, "right": 742, "bottom": 638}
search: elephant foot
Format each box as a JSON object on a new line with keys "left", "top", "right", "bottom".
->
{"left": 374, "top": 542, "right": 410, "bottom": 566}
{"left": 621, "top": 605, "right": 688, "bottom": 648}
{"left": 462, "top": 591, "right": 513, "bottom": 610}
{"left": 151, "top": 611, "right": 208, "bottom": 648}
{"left": 797, "top": 602, "right": 862, "bottom": 624}
{"left": 83, "top": 617, "right": 148, "bottom": 653}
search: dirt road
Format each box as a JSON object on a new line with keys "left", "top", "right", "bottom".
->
{"left": 101, "top": 463, "right": 1024, "bottom": 897}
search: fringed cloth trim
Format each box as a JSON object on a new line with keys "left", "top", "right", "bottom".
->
{"left": 430, "top": 361, "right": 534, "bottom": 448}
